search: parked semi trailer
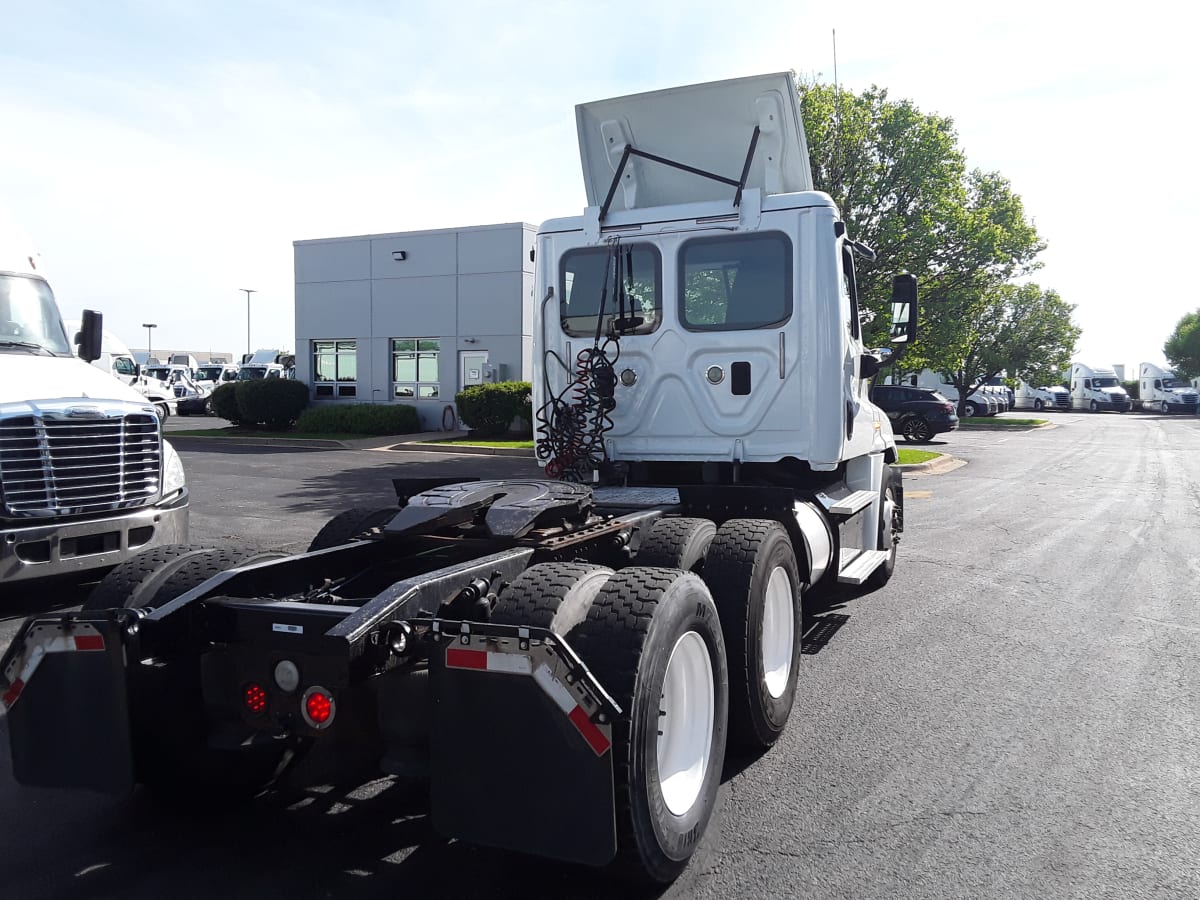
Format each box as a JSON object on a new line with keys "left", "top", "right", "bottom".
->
{"left": 1, "top": 74, "right": 916, "bottom": 883}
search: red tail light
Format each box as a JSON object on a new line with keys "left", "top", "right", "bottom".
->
{"left": 301, "top": 686, "right": 336, "bottom": 729}
{"left": 243, "top": 682, "right": 268, "bottom": 715}
{"left": 943, "top": 402, "right": 955, "bottom": 413}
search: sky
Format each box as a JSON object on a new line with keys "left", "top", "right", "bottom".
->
{"left": 3, "top": 0, "right": 1194, "bottom": 374}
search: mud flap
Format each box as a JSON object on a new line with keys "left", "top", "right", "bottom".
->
{"left": 2, "top": 616, "right": 135, "bottom": 793}
{"left": 429, "top": 621, "right": 619, "bottom": 867}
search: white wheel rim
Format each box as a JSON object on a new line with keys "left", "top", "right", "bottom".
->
{"left": 657, "top": 630, "right": 715, "bottom": 817}
{"left": 882, "top": 492, "right": 898, "bottom": 558}
{"left": 761, "top": 566, "right": 795, "bottom": 699}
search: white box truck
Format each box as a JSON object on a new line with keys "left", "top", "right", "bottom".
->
{"left": 1138, "top": 362, "right": 1198, "bottom": 413}
{"left": 1070, "top": 363, "right": 1131, "bottom": 412}
{"left": 0, "top": 221, "right": 189, "bottom": 584}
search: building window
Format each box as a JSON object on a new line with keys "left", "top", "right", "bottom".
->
{"left": 313, "top": 340, "right": 357, "bottom": 397}
{"left": 393, "top": 338, "right": 440, "bottom": 399}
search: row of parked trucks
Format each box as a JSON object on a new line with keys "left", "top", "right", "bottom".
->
{"left": 905, "top": 363, "right": 1197, "bottom": 415}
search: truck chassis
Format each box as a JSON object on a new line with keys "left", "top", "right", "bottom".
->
{"left": 2, "top": 470, "right": 900, "bottom": 882}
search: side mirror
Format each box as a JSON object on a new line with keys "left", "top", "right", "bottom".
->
{"left": 889, "top": 274, "right": 918, "bottom": 344}
{"left": 134, "top": 363, "right": 141, "bottom": 377}
{"left": 76, "top": 309, "right": 103, "bottom": 362}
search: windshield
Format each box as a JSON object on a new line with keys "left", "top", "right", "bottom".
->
{"left": 1163, "top": 377, "right": 1191, "bottom": 389}
{"left": 196, "top": 366, "right": 224, "bottom": 381}
{"left": 144, "top": 367, "right": 171, "bottom": 381}
{"left": 1093, "top": 377, "right": 1120, "bottom": 388}
{"left": 239, "top": 367, "right": 266, "bottom": 380}
{"left": 0, "top": 274, "right": 71, "bottom": 354}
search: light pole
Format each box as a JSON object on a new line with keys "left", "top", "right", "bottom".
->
{"left": 240, "top": 289, "right": 256, "bottom": 363}
{"left": 142, "top": 323, "right": 157, "bottom": 364}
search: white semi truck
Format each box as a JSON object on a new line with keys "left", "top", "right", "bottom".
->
{"left": 1013, "top": 381, "right": 1070, "bottom": 412}
{"left": 1137, "top": 362, "right": 1198, "bottom": 413}
{"left": 0, "top": 222, "right": 189, "bottom": 585}
{"left": 1, "top": 74, "right": 916, "bottom": 883}
{"left": 1070, "top": 362, "right": 1132, "bottom": 412}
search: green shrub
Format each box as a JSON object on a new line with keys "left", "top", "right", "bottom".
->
{"left": 235, "top": 379, "right": 310, "bottom": 430}
{"left": 1122, "top": 379, "right": 1140, "bottom": 399}
{"left": 209, "top": 383, "right": 242, "bottom": 424}
{"left": 455, "top": 381, "right": 532, "bottom": 436}
{"left": 295, "top": 403, "right": 421, "bottom": 435}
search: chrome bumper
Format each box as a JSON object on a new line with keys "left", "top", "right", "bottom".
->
{"left": 0, "top": 491, "right": 189, "bottom": 584}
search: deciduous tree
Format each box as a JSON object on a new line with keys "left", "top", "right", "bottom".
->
{"left": 1164, "top": 309, "right": 1200, "bottom": 380}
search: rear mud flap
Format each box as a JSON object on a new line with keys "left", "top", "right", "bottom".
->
{"left": 2, "top": 616, "right": 135, "bottom": 793}
{"left": 429, "top": 621, "right": 619, "bottom": 867}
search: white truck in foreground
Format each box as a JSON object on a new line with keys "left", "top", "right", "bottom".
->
{"left": 0, "top": 224, "right": 189, "bottom": 585}
{"left": 1, "top": 74, "right": 916, "bottom": 883}
{"left": 1070, "top": 362, "right": 1132, "bottom": 412}
{"left": 1137, "top": 362, "right": 1198, "bottom": 413}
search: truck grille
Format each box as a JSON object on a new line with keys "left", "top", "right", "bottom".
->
{"left": 1054, "top": 395, "right": 1070, "bottom": 408}
{"left": 0, "top": 412, "right": 161, "bottom": 515}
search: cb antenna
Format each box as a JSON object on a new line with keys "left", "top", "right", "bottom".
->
{"left": 833, "top": 28, "right": 843, "bottom": 203}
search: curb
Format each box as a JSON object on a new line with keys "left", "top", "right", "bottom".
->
{"left": 168, "top": 435, "right": 348, "bottom": 451}
{"left": 958, "top": 421, "right": 1054, "bottom": 432}
{"left": 897, "top": 454, "right": 966, "bottom": 474}
{"left": 387, "top": 442, "right": 535, "bottom": 457}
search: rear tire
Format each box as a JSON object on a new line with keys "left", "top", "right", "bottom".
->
{"left": 571, "top": 568, "right": 728, "bottom": 884}
{"left": 703, "top": 519, "right": 802, "bottom": 751}
{"left": 900, "top": 415, "right": 932, "bottom": 443}
{"left": 635, "top": 517, "right": 716, "bottom": 572}
{"left": 963, "top": 402, "right": 978, "bottom": 418}
{"left": 84, "top": 546, "right": 298, "bottom": 801}
{"left": 308, "top": 507, "right": 399, "bottom": 552}
{"left": 83, "top": 543, "right": 216, "bottom": 610}
{"left": 491, "top": 562, "right": 613, "bottom": 636}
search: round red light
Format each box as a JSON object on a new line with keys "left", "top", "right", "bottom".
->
{"left": 305, "top": 691, "right": 332, "bottom": 725}
{"left": 243, "top": 683, "right": 268, "bottom": 715}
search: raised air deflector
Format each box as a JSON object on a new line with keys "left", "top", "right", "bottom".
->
{"left": 575, "top": 72, "right": 813, "bottom": 214}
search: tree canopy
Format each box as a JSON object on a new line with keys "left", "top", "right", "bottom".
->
{"left": 1164, "top": 309, "right": 1200, "bottom": 380}
{"left": 796, "top": 79, "right": 1078, "bottom": 404}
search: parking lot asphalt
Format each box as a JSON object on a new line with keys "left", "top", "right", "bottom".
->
{"left": 1, "top": 411, "right": 1198, "bottom": 899}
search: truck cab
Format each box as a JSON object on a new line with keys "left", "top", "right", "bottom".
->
{"left": 0, "top": 223, "right": 189, "bottom": 583}
{"left": 1070, "top": 363, "right": 1131, "bottom": 412}
{"left": 1138, "top": 362, "right": 1198, "bottom": 414}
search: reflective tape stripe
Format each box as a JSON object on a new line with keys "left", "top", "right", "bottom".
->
{"left": 532, "top": 663, "right": 575, "bottom": 714}
{"left": 71, "top": 634, "right": 106, "bottom": 652}
{"left": 445, "top": 647, "right": 532, "bottom": 675}
{"left": 568, "top": 705, "right": 611, "bottom": 756}
{"left": 1, "top": 678, "right": 24, "bottom": 710}
{"left": 534, "top": 663, "right": 610, "bottom": 757}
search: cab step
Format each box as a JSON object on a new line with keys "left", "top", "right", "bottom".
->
{"left": 816, "top": 489, "right": 876, "bottom": 516}
{"left": 836, "top": 549, "right": 889, "bottom": 585}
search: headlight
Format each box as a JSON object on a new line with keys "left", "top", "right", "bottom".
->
{"left": 162, "top": 439, "right": 187, "bottom": 497}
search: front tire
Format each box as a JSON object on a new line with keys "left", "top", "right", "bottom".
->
{"left": 865, "top": 469, "right": 903, "bottom": 590}
{"left": 572, "top": 568, "right": 729, "bottom": 884}
{"left": 1033, "top": 399, "right": 1044, "bottom": 411}
{"left": 703, "top": 519, "right": 802, "bottom": 751}
{"left": 963, "top": 402, "right": 978, "bottom": 417}
{"left": 1090, "top": 400, "right": 1098, "bottom": 412}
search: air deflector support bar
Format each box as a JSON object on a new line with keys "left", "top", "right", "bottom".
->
{"left": 599, "top": 127, "right": 761, "bottom": 221}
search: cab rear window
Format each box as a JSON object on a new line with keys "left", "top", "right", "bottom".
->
{"left": 560, "top": 244, "right": 661, "bottom": 337}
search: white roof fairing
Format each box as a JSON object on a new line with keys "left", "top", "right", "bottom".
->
{"left": 575, "top": 73, "right": 813, "bottom": 214}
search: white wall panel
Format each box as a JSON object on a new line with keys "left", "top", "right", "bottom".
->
{"left": 370, "top": 232, "right": 457, "bottom": 278}
{"left": 294, "top": 239, "right": 370, "bottom": 284}
{"left": 458, "top": 226, "right": 521, "bottom": 275}
{"left": 371, "top": 276, "right": 457, "bottom": 336}
{"left": 457, "top": 272, "right": 522, "bottom": 336}
{"left": 295, "top": 281, "right": 371, "bottom": 337}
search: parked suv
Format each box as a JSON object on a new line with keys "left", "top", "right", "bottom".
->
{"left": 870, "top": 385, "right": 959, "bottom": 443}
